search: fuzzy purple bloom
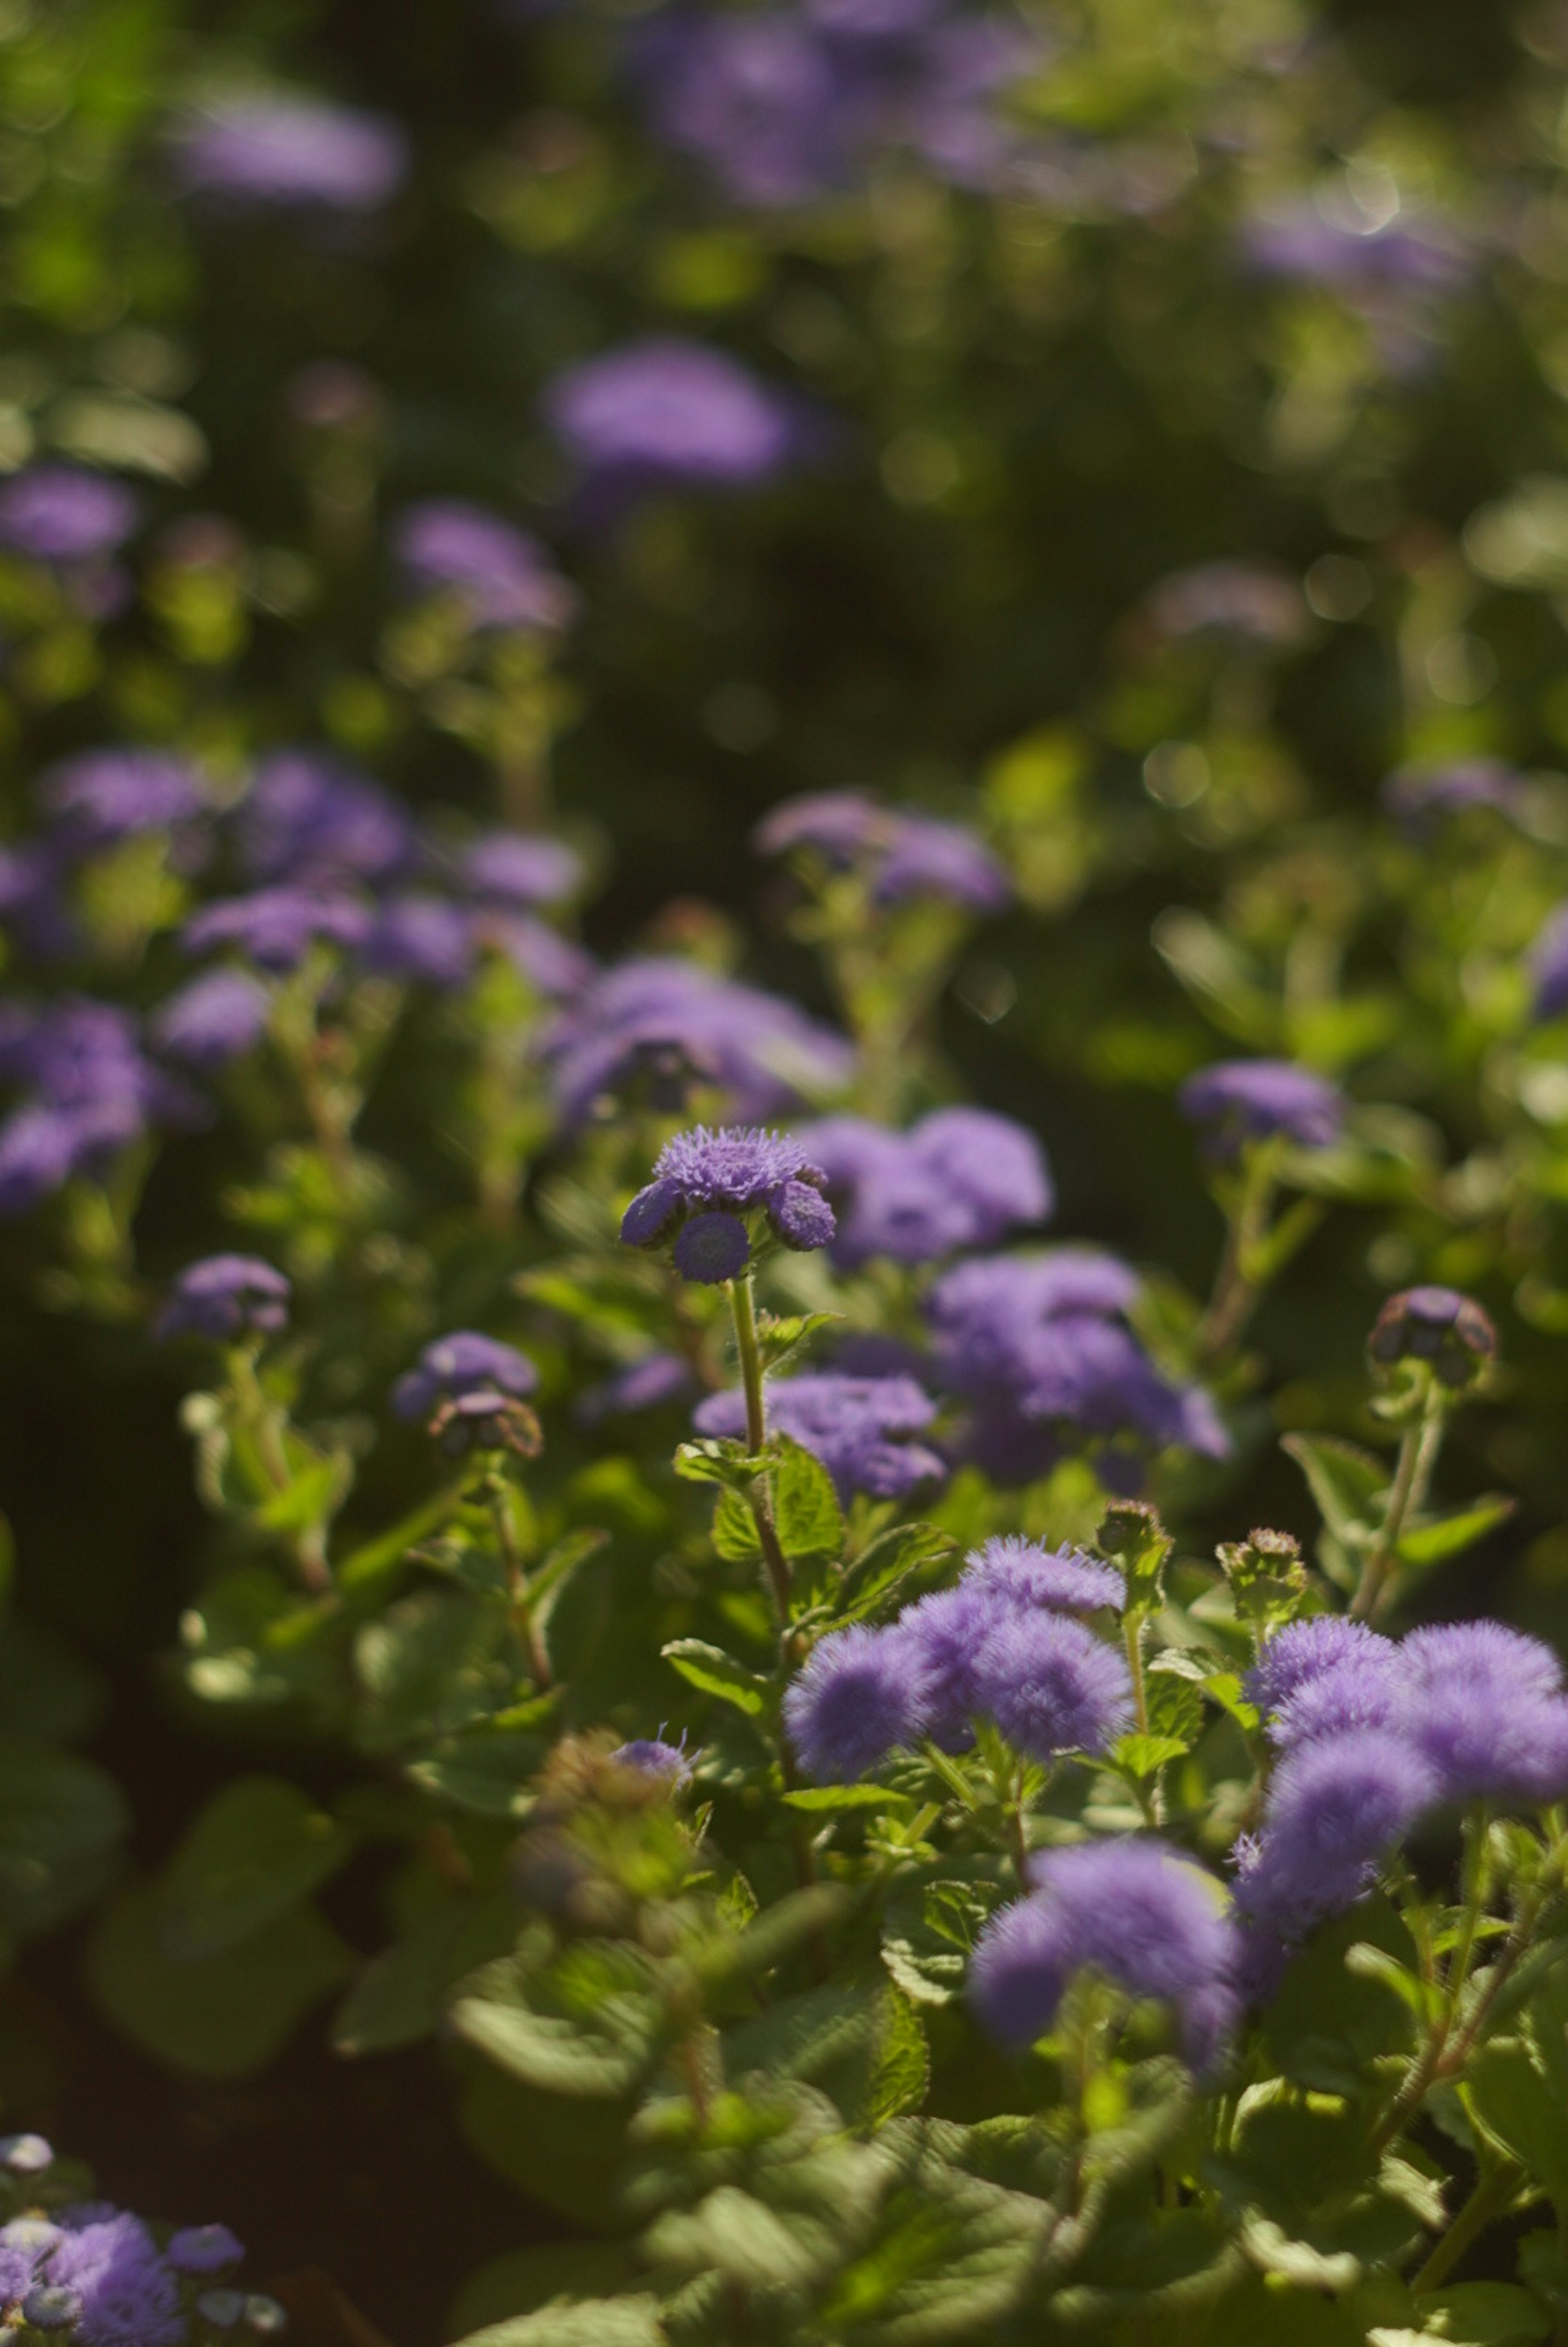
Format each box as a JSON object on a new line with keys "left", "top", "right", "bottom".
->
{"left": 755, "top": 791, "right": 1010, "bottom": 911}
{"left": 1398, "top": 1622, "right": 1568, "bottom": 1803}
{"left": 968, "top": 1892, "right": 1074, "bottom": 2046}
{"left": 156, "top": 1255, "right": 290, "bottom": 1343}
{"left": 393, "top": 501, "right": 577, "bottom": 632}
{"left": 0, "top": 841, "right": 76, "bottom": 960}
{"left": 1235, "top": 1729, "right": 1440, "bottom": 1942}
{"left": 972, "top": 1611, "right": 1133, "bottom": 1764}
{"left": 543, "top": 338, "right": 805, "bottom": 499}
{"left": 888, "top": 1582, "right": 1007, "bottom": 1747}
{"left": 461, "top": 833, "right": 584, "bottom": 906}
{"left": 577, "top": 1351, "right": 695, "bottom": 1424}
{"left": 1531, "top": 905, "right": 1568, "bottom": 1020}
{"left": 174, "top": 95, "right": 408, "bottom": 211}
{"left": 1269, "top": 1659, "right": 1410, "bottom": 1749}
{"left": 38, "top": 751, "right": 207, "bottom": 853}
{"left": 964, "top": 1536, "right": 1126, "bottom": 1615}
{"left": 392, "top": 1330, "right": 538, "bottom": 1422}
{"left": 182, "top": 888, "right": 370, "bottom": 973}
{"left": 166, "top": 2229, "right": 243, "bottom": 2277}
{"left": 1246, "top": 1615, "right": 1393, "bottom": 1718}
{"left": 479, "top": 912, "right": 595, "bottom": 1000}
{"left": 797, "top": 1107, "right": 1050, "bottom": 1268}
{"left": 671, "top": 1211, "right": 751, "bottom": 1283}
{"left": 1178, "top": 1060, "right": 1346, "bottom": 1160}
{"left": 634, "top": 12, "right": 863, "bottom": 208}
{"left": 0, "top": 468, "right": 138, "bottom": 563}
{"left": 784, "top": 1624, "right": 922, "bottom": 1780}
{"left": 694, "top": 1371, "right": 944, "bottom": 1501}
{"left": 45, "top": 2215, "right": 183, "bottom": 2347}
{"left": 150, "top": 969, "right": 270, "bottom": 1071}
{"left": 237, "top": 752, "right": 415, "bottom": 888}
{"left": 621, "top": 1124, "right": 834, "bottom": 1280}
{"left": 610, "top": 1738, "right": 693, "bottom": 1787}
{"left": 361, "top": 895, "right": 476, "bottom": 987}
{"left": 0, "top": 1001, "right": 194, "bottom": 1212}
{"left": 542, "top": 956, "right": 853, "bottom": 1128}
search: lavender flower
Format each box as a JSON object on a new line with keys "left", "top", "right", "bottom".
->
{"left": 577, "top": 1351, "right": 695, "bottom": 1423}
{"left": 361, "top": 895, "right": 476, "bottom": 987}
{"left": 543, "top": 339, "right": 806, "bottom": 501}
{"left": 393, "top": 502, "right": 577, "bottom": 632}
{"left": 38, "top": 751, "right": 208, "bottom": 853}
{"left": 166, "top": 2229, "right": 243, "bottom": 2276}
{"left": 967, "top": 1892, "right": 1074, "bottom": 2046}
{"left": 1178, "top": 1060, "right": 1346, "bottom": 1161}
{"left": 889, "top": 1582, "right": 1007, "bottom": 1747}
{"left": 182, "top": 888, "right": 370, "bottom": 973}
{"left": 972, "top": 1610, "right": 1133, "bottom": 1763}
{"left": 621, "top": 1125, "right": 833, "bottom": 1282}
{"left": 462, "top": 833, "right": 584, "bottom": 907}
{"left": 1246, "top": 1615, "right": 1394, "bottom": 1718}
{"left": 150, "top": 970, "right": 271, "bottom": 1071}
{"left": 236, "top": 751, "right": 414, "bottom": 887}
{"left": 174, "top": 95, "right": 408, "bottom": 211}
{"left": 783, "top": 1624, "right": 922, "bottom": 1780}
{"left": 1369, "top": 1287, "right": 1497, "bottom": 1388}
{"left": 1269, "top": 1660, "right": 1411, "bottom": 1749}
{"left": 755, "top": 792, "right": 1010, "bottom": 911}
{"left": 1397, "top": 1622, "right": 1568, "bottom": 1803}
{"left": 1531, "top": 905, "right": 1568, "bottom": 1020}
{"left": 633, "top": 13, "right": 863, "bottom": 207}
{"left": 541, "top": 957, "right": 853, "bottom": 1127}
{"left": 0, "top": 468, "right": 138, "bottom": 564}
{"left": 693, "top": 1372, "right": 944, "bottom": 1499}
{"left": 392, "top": 1330, "right": 538, "bottom": 1421}
{"left": 0, "top": 1001, "right": 194, "bottom": 1214}
{"left": 480, "top": 913, "right": 594, "bottom": 1000}
{"left": 0, "top": 842, "right": 76, "bottom": 960}
{"left": 1235, "top": 1729, "right": 1439, "bottom": 1942}
{"left": 797, "top": 1107, "right": 1050, "bottom": 1267}
{"left": 963, "top": 1537, "right": 1126, "bottom": 1615}
{"left": 156, "top": 1255, "right": 290, "bottom": 1343}
{"left": 46, "top": 2214, "right": 183, "bottom": 2347}
{"left": 611, "top": 1738, "right": 693, "bottom": 1787}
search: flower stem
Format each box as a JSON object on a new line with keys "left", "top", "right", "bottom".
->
{"left": 728, "top": 1270, "right": 792, "bottom": 1618}
{"left": 228, "top": 1347, "right": 332, "bottom": 1594}
{"left": 1409, "top": 2158, "right": 1523, "bottom": 2294}
{"left": 1351, "top": 1376, "right": 1447, "bottom": 1622}
{"left": 489, "top": 1472, "right": 551, "bottom": 1687}
{"left": 1196, "top": 1152, "right": 1274, "bottom": 1366}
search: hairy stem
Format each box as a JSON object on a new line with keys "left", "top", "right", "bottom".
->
{"left": 228, "top": 1348, "right": 332, "bottom": 1594}
{"left": 1351, "top": 1379, "right": 1446, "bottom": 1622}
{"left": 1409, "top": 2159, "right": 1523, "bottom": 2294}
{"left": 728, "top": 1269, "right": 792, "bottom": 1617}
{"left": 1195, "top": 1153, "right": 1274, "bottom": 1366}
{"left": 489, "top": 1474, "right": 551, "bottom": 1687}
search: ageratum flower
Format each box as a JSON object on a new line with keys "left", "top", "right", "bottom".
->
{"left": 973, "top": 1840, "right": 1240, "bottom": 2068}
{"left": 972, "top": 1610, "right": 1133, "bottom": 1764}
{"left": 461, "top": 833, "right": 584, "bottom": 907}
{"left": 963, "top": 1536, "right": 1126, "bottom": 1616}
{"left": 542, "top": 957, "right": 853, "bottom": 1128}
{"left": 610, "top": 1738, "right": 693, "bottom": 1787}
{"left": 755, "top": 792, "right": 1010, "bottom": 911}
{"left": 577, "top": 1351, "right": 695, "bottom": 1424}
{"left": 888, "top": 1582, "right": 1006, "bottom": 1748}
{"left": 236, "top": 751, "right": 415, "bottom": 887}
{"left": 0, "top": 468, "right": 139, "bottom": 564}
{"left": 174, "top": 95, "right": 408, "bottom": 211}
{"left": 1245, "top": 1615, "right": 1393, "bottom": 1719}
{"left": 633, "top": 12, "right": 864, "bottom": 208}
{"left": 1234, "top": 1729, "right": 1439, "bottom": 1943}
{"left": 1398, "top": 1622, "right": 1568, "bottom": 1804}
{"left": 165, "top": 2228, "right": 243, "bottom": 2276}
{"left": 46, "top": 2214, "right": 184, "bottom": 2347}
{"left": 1369, "top": 1286, "right": 1497, "bottom": 1388}
{"left": 0, "top": 842, "right": 76, "bottom": 961}
{"left": 150, "top": 970, "right": 271, "bottom": 1072}
{"left": 361, "top": 895, "right": 477, "bottom": 988}
{"left": 783, "top": 1624, "right": 923, "bottom": 1781}
{"left": 797, "top": 1107, "right": 1050, "bottom": 1267}
{"left": 156, "top": 1256, "right": 290, "bottom": 1343}
{"left": 1270, "top": 1660, "right": 1410, "bottom": 1749}
{"left": 693, "top": 1372, "right": 944, "bottom": 1499}
{"left": 392, "top": 1330, "right": 539, "bottom": 1421}
{"left": 543, "top": 339, "right": 806, "bottom": 501}
{"left": 182, "top": 888, "right": 370, "bottom": 973}
{"left": 1530, "top": 906, "right": 1568, "bottom": 1020}
{"left": 480, "top": 914, "right": 594, "bottom": 1001}
{"left": 0, "top": 2135, "right": 52, "bottom": 2173}
{"left": 37, "top": 751, "right": 208, "bottom": 855}
{"left": 0, "top": 1002, "right": 196, "bottom": 1215}
{"left": 393, "top": 501, "right": 577, "bottom": 633}
{"left": 621, "top": 1125, "right": 834, "bottom": 1283}
{"left": 1177, "top": 1060, "right": 1346, "bottom": 1162}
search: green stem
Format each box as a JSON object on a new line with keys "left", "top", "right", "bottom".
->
{"left": 728, "top": 1271, "right": 791, "bottom": 1618}
{"left": 1195, "top": 1153, "right": 1275, "bottom": 1366}
{"left": 1123, "top": 1609, "right": 1164, "bottom": 1827}
{"left": 229, "top": 1349, "right": 332, "bottom": 1594}
{"left": 1409, "top": 2159, "right": 1524, "bottom": 2294}
{"left": 489, "top": 1475, "right": 550, "bottom": 1687}
{"left": 1351, "top": 1377, "right": 1447, "bottom": 1622}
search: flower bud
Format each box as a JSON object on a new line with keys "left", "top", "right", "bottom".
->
{"left": 1369, "top": 1286, "right": 1497, "bottom": 1390}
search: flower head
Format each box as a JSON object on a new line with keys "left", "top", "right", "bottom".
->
{"left": 174, "top": 95, "right": 408, "bottom": 210}
{"left": 783, "top": 1624, "right": 922, "bottom": 1781}
{"left": 1246, "top": 1615, "right": 1392, "bottom": 1718}
{"left": 964, "top": 1536, "right": 1126, "bottom": 1615}
{"left": 1382, "top": 758, "right": 1528, "bottom": 835}
{"left": 150, "top": 970, "right": 271, "bottom": 1071}
{"left": 1530, "top": 905, "right": 1568, "bottom": 1020}
{"left": 156, "top": 1255, "right": 290, "bottom": 1343}
{"left": 45, "top": 2214, "right": 184, "bottom": 2347}
{"left": 1398, "top": 1622, "right": 1568, "bottom": 1803}
{"left": 968, "top": 1892, "right": 1074, "bottom": 2046}
{"left": 1141, "top": 561, "right": 1306, "bottom": 648}
{"left": 392, "top": 1330, "right": 538, "bottom": 1421}
{"left": 0, "top": 468, "right": 138, "bottom": 564}
{"left": 577, "top": 1351, "right": 694, "bottom": 1423}
{"left": 0, "top": 2135, "right": 52, "bottom": 2173}
{"left": 0, "top": 1001, "right": 194, "bottom": 1213}
{"left": 38, "top": 751, "right": 207, "bottom": 853}
{"left": 361, "top": 895, "right": 476, "bottom": 987}
{"left": 543, "top": 338, "right": 806, "bottom": 501}
{"left": 237, "top": 751, "right": 415, "bottom": 887}
{"left": 971, "top": 1610, "right": 1133, "bottom": 1764}
{"left": 797, "top": 1107, "right": 1049, "bottom": 1268}
{"left": 621, "top": 1125, "right": 833, "bottom": 1283}
{"left": 755, "top": 792, "right": 1010, "bottom": 911}
{"left": 1235, "top": 1729, "right": 1439, "bottom": 1942}
{"left": 461, "top": 833, "right": 584, "bottom": 906}
{"left": 167, "top": 2227, "right": 243, "bottom": 2276}
{"left": 393, "top": 501, "right": 576, "bottom": 632}
{"left": 610, "top": 1738, "right": 693, "bottom": 1787}
{"left": 1178, "top": 1060, "right": 1345, "bottom": 1161}
{"left": 693, "top": 1371, "right": 943, "bottom": 1500}
{"left": 888, "top": 1582, "right": 1007, "bottom": 1747}
{"left": 1369, "top": 1287, "right": 1497, "bottom": 1388}
{"left": 182, "top": 888, "right": 370, "bottom": 973}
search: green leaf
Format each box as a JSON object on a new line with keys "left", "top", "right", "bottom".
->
{"left": 1240, "top": 2213, "right": 1360, "bottom": 2292}
{"left": 451, "top": 1954, "right": 660, "bottom": 2099}
{"left": 1469, "top": 2040, "right": 1568, "bottom": 2211}
{"left": 1263, "top": 1898, "right": 1420, "bottom": 2094}
{"left": 881, "top": 1880, "right": 993, "bottom": 2007}
{"left": 161, "top": 1775, "right": 353, "bottom": 1959}
{"left": 782, "top": 1783, "right": 908, "bottom": 1814}
{"left": 1345, "top": 1941, "right": 1442, "bottom": 2023}
{"left": 254, "top": 1451, "right": 351, "bottom": 1536}
{"left": 1396, "top": 1497, "right": 1515, "bottom": 1568}
{"left": 771, "top": 1438, "right": 844, "bottom": 1562}
{"left": 661, "top": 1639, "right": 769, "bottom": 1717}
{"left": 458, "top": 2059, "right": 638, "bottom": 2233}
{"left": 0, "top": 1743, "right": 127, "bottom": 1938}
{"left": 832, "top": 1522, "right": 956, "bottom": 1627}
{"left": 711, "top": 1486, "right": 762, "bottom": 1563}
{"left": 451, "top": 2297, "right": 664, "bottom": 2347}
{"left": 866, "top": 1988, "right": 929, "bottom": 2127}
{"left": 755, "top": 1310, "right": 842, "bottom": 1372}
{"left": 528, "top": 1529, "right": 611, "bottom": 1634}
{"left": 337, "top": 1486, "right": 464, "bottom": 1595}
{"left": 334, "top": 1892, "right": 517, "bottom": 2056}
{"left": 1110, "top": 1733, "right": 1190, "bottom": 1780}
{"left": 0, "top": 1618, "right": 105, "bottom": 1744}
{"left": 87, "top": 1879, "right": 354, "bottom": 2080}
{"left": 674, "top": 1440, "right": 762, "bottom": 1488}
{"left": 446, "top": 2245, "right": 642, "bottom": 2343}
{"left": 1281, "top": 1433, "right": 1386, "bottom": 1546}
{"left": 1409, "top": 2282, "right": 1550, "bottom": 2345}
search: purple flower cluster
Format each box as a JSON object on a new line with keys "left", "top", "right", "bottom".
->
{"left": 783, "top": 1535, "right": 1133, "bottom": 1778}
{"left": 630, "top": 1, "right": 1042, "bottom": 207}
{"left": 971, "top": 1841, "right": 1240, "bottom": 2068}
{"left": 1236, "top": 1613, "right": 1568, "bottom": 1949}
{"left": 392, "top": 1330, "right": 539, "bottom": 1422}
{"left": 1381, "top": 758, "right": 1529, "bottom": 835}
{"left": 755, "top": 792, "right": 1010, "bottom": 911}
{"left": 543, "top": 339, "right": 808, "bottom": 509}
{"left": 797, "top": 1107, "right": 1049, "bottom": 1267}
{"left": 0, "top": 1000, "right": 196, "bottom": 1216}
{"left": 622, "top": 1125, "right": 834, "bottom": 1283}
{"left": 925, "top": 1248, "right": 1229, "bottom": 1486}
{"left": 694, "top": 1371, "right": 944, "bottom": 1499}
{"left": 543, "top": 959, "right": 852, "bottom": 1127}
{"left": 156, "top": 1255, "right": 290, "bottom": 1343}
{"left": 1529, "top": 904, "right": 1568, "bottom": 1021}
{"left": 37, "top": 753, "right": 209, "bottom": 860}
{"left": 174, "top": 95, "right": 408, "bottom": 212}
{"left": 1178, "top": 1060, "right": 1346, "bottom": 1162}
{"left": 0, "top": 468, "right": 139, "bottom": 566}
{"left": 392, "top": 501, "right": 577, "bottom": 634}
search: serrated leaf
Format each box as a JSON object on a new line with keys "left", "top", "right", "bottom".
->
{"left": 1409, "top": 2282, "right": 1549, "bottom": 2345}
{"left": 1345, "top": 1941, "right": 1441, "bottom": 2022}
{"left": 1396, "top": 1497, "right": 1515, "bottom": 1568}
{"left": 832, "top": 1523, "right": 956, "bottom": 1627}
{"left": 712, "top": 1486, "right": 762, "bottom": 1562}
{"left": 162, "top": 1775, "right": 353, "bottom": 1959}
{"left": 1281, "top": 1433, "right": 1386, "bottom": 1546}
{"left": 881, "top": 1880, "right": 992, "bottom": 2006}
{"left": 674, "top": 1440, "right": 762, "bottom": 1488}
{"left": 451, "top": 1973, "right": 653, "bottom": 2099}
{"left": 782, "top": 1783, "right": 909, "bottom": 1814}
{"left": 452, "top": 2298, "right": 664, "bottom": 2347}
{"left": 866, "top": 1988, "right": 929, "bottom": 2127}
{"left": 661, "top": 1639, "right": 769, "bottom": 1717}
{"left": 771, "top": 1438, "right": 844, "bottom": 1562}
{"left": 1111, "top": 1733, "right": 1189, "bottom": 1779}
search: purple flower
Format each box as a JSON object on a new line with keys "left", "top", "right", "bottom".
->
{"left": 1270, "top": 1660, "right": 1411, "bottom": 1749}
{"left": 236, "top": 751, "right": 415, "bottom": 887}
{"left": 166, "top": 2228, "right": 243, "bottom": 2276}
{"left": 0, "top": 1001, "right": 194, "bottom": 1212}
{"left": 543, "top": 339, "right": 806, "bottom": 501}
{"left": 1532, "top": 904, "right": 1568, "bottom": 1020}
{"left": 611, "top": 1738, "right": 693, "bottom": 1786}
{"left": 393, "top": 501, "right": 577, "bottom": 633}
{"left": 963, "top": 1536, "right": 1126, "bottom": 1615}
{"left": 361, "top": 895, "right": 476, "bottom": 987}
{"left": 1397, "top": 1622, "right": 1568, "bottom": 1803}
{"left": 462, "top": 832, "right": 584, "bottom": 907}
{"left": 174, "top": 95, "right": 408, "bottom": 211}
{"left": 1368, "top": 1287, "right": 1497, "bottom": 1387}
{"left": 1178, "top": 1060, "right": 1346, "bottom": 1161}
{"left": 621, "top": 1124, "right": 833, "bottom": 1281}
{"left": 1242, "top": 204, "right": 1469, "bottom": 298}
{"left": 182, "top": 888, "right": 370, "bottom": 973}
{"left": 0, "top": 467, "right": 138, "bottom": 563}
{"left": 633, "top": 13, "right": 864, "bottom": 207}
{"left": 695, "top": 1371, "right": 944, "bottom": 1501}
{"left": 1246, "top": 1617, "right": 1394, "bottom": 1719}
{"left": 156, "top": 1255, "right": 290, "bottom": 1343}
{"left": 38, "top": 750, "right": 207, "bottom": 853}
{"left": 797, "top": 1107, "right": 1049, "bottom": 1268}
{"left": 1382, "top": 758, "right": 1528, "bottom": 835}
{"left": 1140, "top": 562, "right": 1306, "bottom": 648}
{"left": 1235, "top": 1729, "right": 1440, "bottom": 1942}
{"left": 889, "top": 1582, "right": 1007, "bottom": 1747}
{"left": 150, "top": 969, "right": 271, "bottom": 1071}
{"left": 541, "top": 956, "right": 853, "bottom": 1128}
{"left": 972, "top": 1611, "right": 1133, "bottom": 1764}
{"left": 479, "top": 912, "right": 594, "bottom": 999}
{"left": 755, "top": 792, "right": 1010, "bottom": 911}
{"left": 783, "top": 1624, "right": 922, "bottom": 1780}
{"left": 45, "top": 2214, "right": 183, "bottom": 2347}
{"left": 577, "top": 1351, "right": 695, "bottom": 1423}
{"left": 968, "top": 1892, "right": 1074, "bottom": 2046}
{"left": 392, "top": 1330, "right": 538, "bottom": 1421}
{"left": 0, "top": 843, "right": 76, "bottom": 960}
